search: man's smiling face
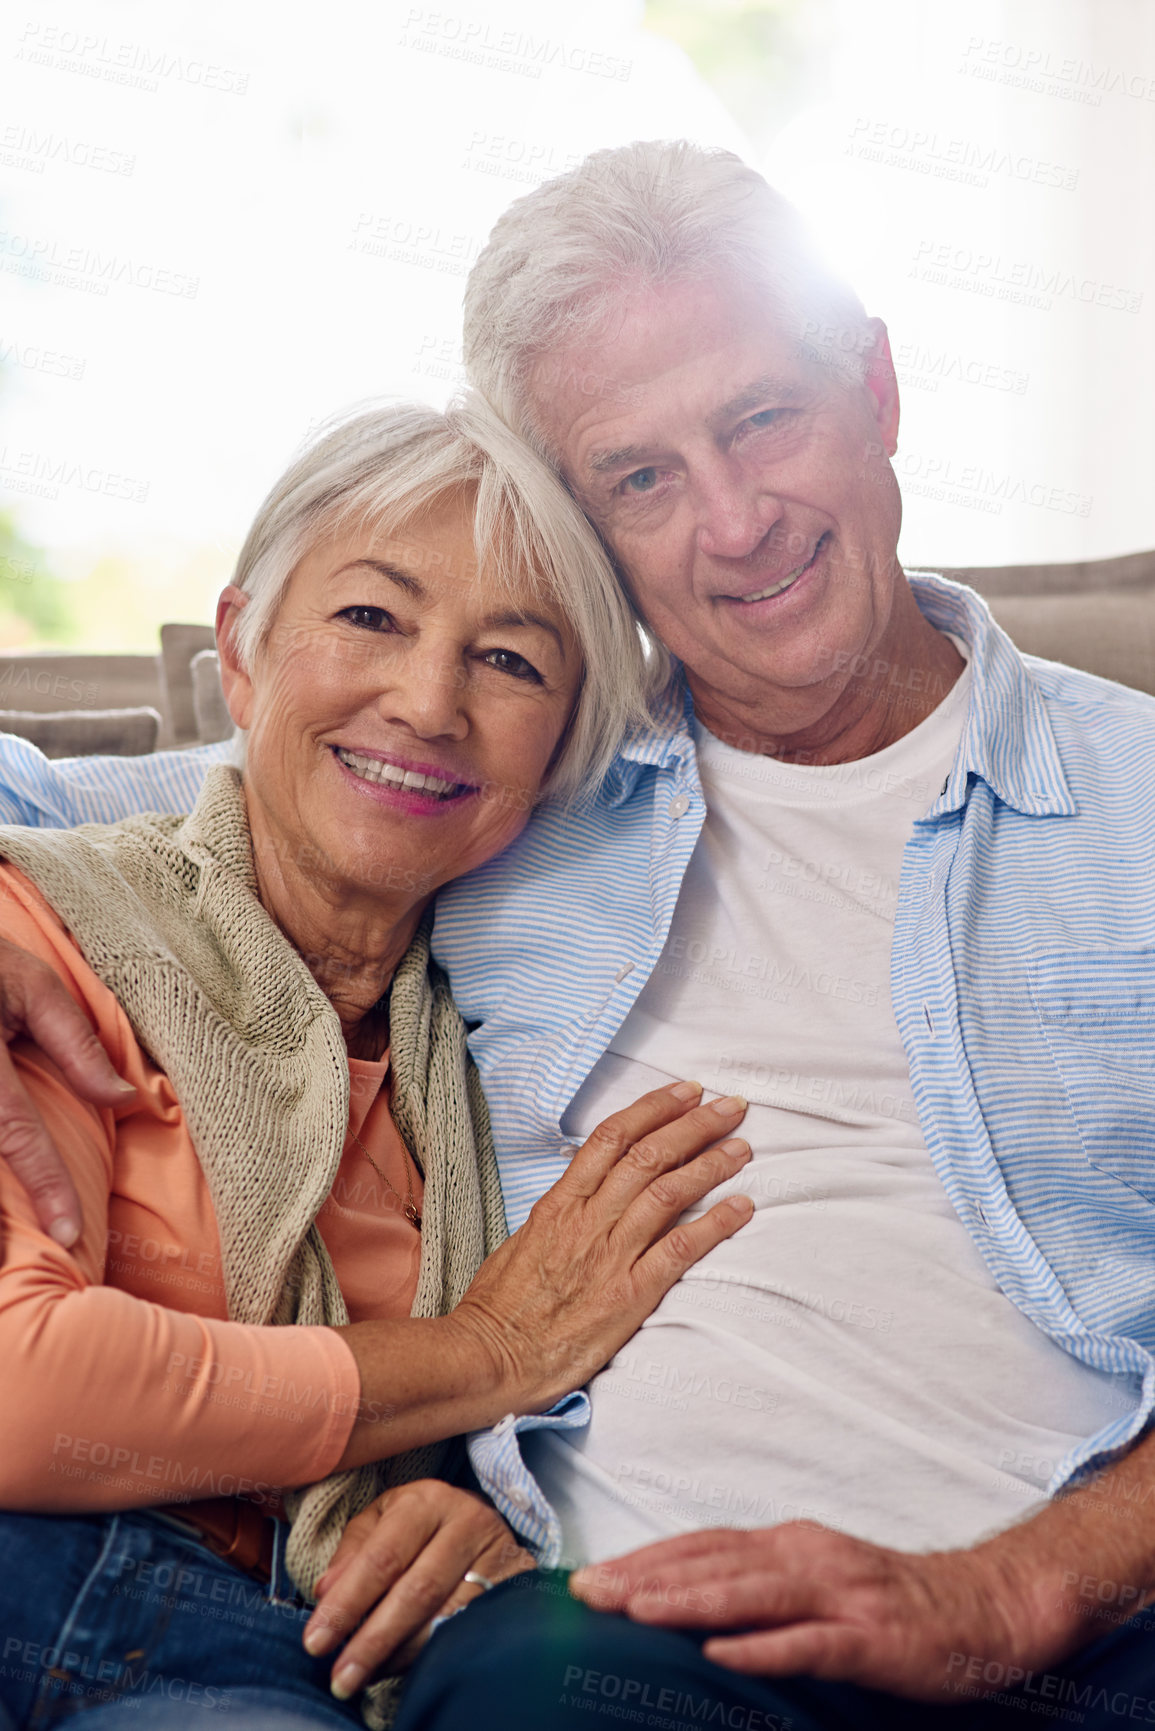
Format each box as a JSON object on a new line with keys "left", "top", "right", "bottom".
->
{"left": 532, "top": 274, "right": 906, "bottom": 734}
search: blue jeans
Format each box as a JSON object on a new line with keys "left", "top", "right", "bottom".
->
{"left": 394, "top": 1568, "right": 1155, "bottom": 1731}
{"left": 0, "top": 1509, "right": 364, "bottom": 1728}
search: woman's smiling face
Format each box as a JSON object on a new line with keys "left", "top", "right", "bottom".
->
{"left": 218, "top": 488, "right": 582, "bottom": 907}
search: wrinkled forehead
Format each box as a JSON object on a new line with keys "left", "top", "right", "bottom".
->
{"left": 531, "top": 276, "right": 830, "bottom": 474}
{"left": 532, "top": 271, "right": 839, "bottom": 423}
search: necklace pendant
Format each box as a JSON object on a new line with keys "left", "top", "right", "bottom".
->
{"left": 405, "top": 1202, "right": 422, "bottom": 1229}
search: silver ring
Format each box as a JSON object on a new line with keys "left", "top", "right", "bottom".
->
{"left": 462, "top": 1570, "right": 495, "bottom": 1593}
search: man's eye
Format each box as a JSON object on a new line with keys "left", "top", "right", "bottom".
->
{"left": 744, "top": 410, "right": 783, "bottom": 431}
{"left": 483, "top": 647, "right": 542, "bottom": 683}
{"left": 622, "top": 467, "right": 660, "bottom": 494}
{"left": 338, "top": 605, "right": 392, "bottom": 631}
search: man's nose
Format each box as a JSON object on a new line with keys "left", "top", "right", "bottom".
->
{"left": 374, "top": 647, "right": 469, "bottom": 740}
{"left": 694, "top": 458, "right": 784, "bottom": 561}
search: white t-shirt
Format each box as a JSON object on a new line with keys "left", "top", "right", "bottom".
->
{"left": 522, "top": 655, "right": 1126, "bottom": 1565}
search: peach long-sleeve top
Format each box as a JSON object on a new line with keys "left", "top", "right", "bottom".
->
{"left": 0, "top": 863, "right": 425, "bottom": 1512}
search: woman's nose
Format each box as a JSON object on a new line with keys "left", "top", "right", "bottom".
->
{"left": 374, "top": 649, "right": 469, "bottom": 740}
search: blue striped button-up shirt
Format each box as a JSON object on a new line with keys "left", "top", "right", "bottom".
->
{"left": 2, "top": 573, "right": 1154, "bottom": 1558}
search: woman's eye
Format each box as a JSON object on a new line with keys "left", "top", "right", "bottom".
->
{"left": 338, "top": 605, "right": 392, "bottom": 631}
{"left": 744, "top": 410, "right": 783, "bottom": 432}
{"left": 622, "top": 467, "right": 660, "bottom": 494}
{"left": 483, "top": 647, "right": 542, "bottom": 683}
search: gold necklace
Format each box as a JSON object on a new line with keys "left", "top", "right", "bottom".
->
{"left": 349, "top": 1128, "right": 422, "bottom": 1230}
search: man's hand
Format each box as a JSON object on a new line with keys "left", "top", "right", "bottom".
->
{"left": 570, "top": 1522, "right": 1081, "bottom": 1703}
{"left": 303, "top": 1480, "right": 536, "bottom": 1701}
{"left": 0, "top": 934, "right": 135, "bottom": 1247}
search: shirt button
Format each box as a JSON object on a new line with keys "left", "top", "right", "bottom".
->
{"left": 505, "top": 1485, "right": 533, "bottom": 1514}
{"left": 668, "top": 793, "right": 690, "bottom": 818}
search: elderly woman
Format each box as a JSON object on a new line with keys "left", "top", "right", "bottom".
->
{"left": 0, "top": 399, "right": 752, "bottom": 1731}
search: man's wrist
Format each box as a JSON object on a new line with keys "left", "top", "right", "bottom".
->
{"left": 968, "top": 1515, "right": 1132, "bottom": 1666}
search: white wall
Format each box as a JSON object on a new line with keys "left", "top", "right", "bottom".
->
{"left": 767, "top": 0, "right": 1155, "bottom": 566}
{"left": 2, "top": 0, "right": 1152, "bottom": 617}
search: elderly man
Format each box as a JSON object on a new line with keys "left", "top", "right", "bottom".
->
{"left": 2, "top": 143, "right": 1154, "bottom": 1729}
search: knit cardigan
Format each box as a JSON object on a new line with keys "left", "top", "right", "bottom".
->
{"left": 0, "top": 764, "right": 509, "bottom": 1725}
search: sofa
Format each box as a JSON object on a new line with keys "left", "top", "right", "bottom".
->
{"left": 0, "top": 552, "right": 1151, "bottom": 756}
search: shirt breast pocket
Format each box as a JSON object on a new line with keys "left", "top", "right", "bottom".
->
{"left": 1030, "top": 950, "right": 1155, "bottom": 1203}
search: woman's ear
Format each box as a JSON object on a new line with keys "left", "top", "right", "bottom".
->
{"left": 215, "top": 586, "right": 255, "bottom": 730}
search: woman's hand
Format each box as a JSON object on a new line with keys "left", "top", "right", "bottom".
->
{"left": 0, "top": 934, "right": 136, "bottom": 1250}
{"left": 337, "top": 1082, "right": 753, "bottom": 1469}
{"left": 302, "top": 1480, "right": 536, "bottom": 1700}
{"left": 448, "top": 1080, "right": 753, "bottom": 1414}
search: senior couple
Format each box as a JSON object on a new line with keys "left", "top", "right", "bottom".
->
{"left": 1, "top": 142, "right": 1154, "bottom": 1731}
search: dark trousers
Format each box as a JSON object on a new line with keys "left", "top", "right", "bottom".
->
{"left": 393, "top": 1568, "right": 1155, "bottom": 1731}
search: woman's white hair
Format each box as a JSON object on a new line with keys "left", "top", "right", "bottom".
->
{"left": 228, "top": 394, "right": 657, "bottom": 801}
{"left": 462, "top": 139, "right": 874, "bottom": 453}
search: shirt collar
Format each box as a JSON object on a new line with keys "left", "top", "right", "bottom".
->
{"left": 598, "top": 572, "right": 1075, "bottom": 819}
{"left": 908, "top": 571, "right": 1075, "bottom": 819}
{"left": 601, "top": 674, "right": 697, "bottom": 807}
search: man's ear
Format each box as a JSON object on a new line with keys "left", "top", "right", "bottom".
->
{"left": 861, "top": 317, "right": 900, "bottom": 455}
{"left": 215, "top": 586, "right": 255, "bottom": 731}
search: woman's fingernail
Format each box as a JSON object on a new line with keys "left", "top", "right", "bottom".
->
{"left": 669, "top": 1079, "right": 702, "bottom": 1100}
{"left": 303, "top": 1624, "right": 328, "bottom": 1656}
{"left": 717, "top": 1138, "right": 750, "bottom": 1158}
{"left": 709, "top": 1094, "right": 747, "bottom": 1115}
{"left": 48, "top": 1217, "right": 79, "bottom": 1248}
{"left": 331, "top": 1662, "right": 365, "bottom": 1701}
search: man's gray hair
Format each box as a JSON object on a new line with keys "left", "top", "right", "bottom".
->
{"left": 463, "top": 139, "right": 873, "bottom": 453}
{"left": 229, "top": 395, "right": 657, "bottom": 801}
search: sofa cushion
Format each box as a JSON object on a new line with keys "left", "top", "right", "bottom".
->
{"left": 190, "top": 650, "right": 234, "bottom": 745}
{"left": 930, "top": 550, "right": 1155, "bottom": 695}
{"left": 937, "top": 548, "right": 1155, "bottom": 600}
{"left": 159, "top": 623, "right": 218, "bottom": 745}
{"left": 982, "top": 592, "right": 1155, "bottom": 696}
{"left": 0, "top": 707, "right": 162, "bottom": 758}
